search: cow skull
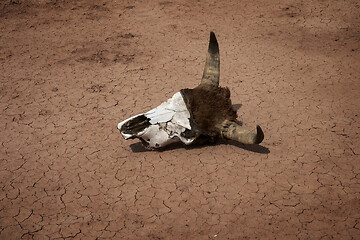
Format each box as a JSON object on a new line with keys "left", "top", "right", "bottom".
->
{"left": 118, "top": 32, "right": 264, "bottom": 149}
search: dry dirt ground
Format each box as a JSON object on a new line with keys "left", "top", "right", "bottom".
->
{"left": 1, "top": 0, "right": 359, "bottom": 239}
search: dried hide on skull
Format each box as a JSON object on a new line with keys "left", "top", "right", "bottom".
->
{"left": 118, "top": 32, "right": 264, "bottom": 149}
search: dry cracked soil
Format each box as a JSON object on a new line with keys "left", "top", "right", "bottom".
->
{"left": 1, "top": 0, "right": 359, "bottom": 239}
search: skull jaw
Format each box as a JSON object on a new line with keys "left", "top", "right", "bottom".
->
{"left": 117, "top": 92, "right": 197, "bottom": 149}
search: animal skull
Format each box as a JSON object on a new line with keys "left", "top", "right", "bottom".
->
{"left": 118, "top": 32, "right": 264, "bottom": 149}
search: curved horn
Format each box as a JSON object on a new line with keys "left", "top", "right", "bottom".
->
{"left": 221, "top": 120, "right": 264, "bottom": 144}
{"left": 200, "top": 31, "right": 220, "bottom": 87}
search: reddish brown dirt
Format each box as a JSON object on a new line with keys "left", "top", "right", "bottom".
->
{"left": 1, "top": 0, "right": 359, "bottom": 239}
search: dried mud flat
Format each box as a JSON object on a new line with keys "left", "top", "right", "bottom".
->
{"left": 1, "top": 0, "right": 359, "bottom": 239}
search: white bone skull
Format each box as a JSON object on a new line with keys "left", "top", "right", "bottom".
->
{"left": 118, "top": 32, "right": 264, "bottom": 149}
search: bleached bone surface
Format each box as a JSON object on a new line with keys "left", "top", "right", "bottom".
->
{"left": 117, "top": 92, "right": 196, "bottom": 148}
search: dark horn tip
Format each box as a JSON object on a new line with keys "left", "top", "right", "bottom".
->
{"left": 255, "top": 125, "right": 264, "bottom": 144}
{"left": 208, "top": 31, "right": 218, "bottom": 53}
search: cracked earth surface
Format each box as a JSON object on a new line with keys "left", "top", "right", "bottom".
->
{"left": 1, "top": 0, "right": 359, "bottom": 239}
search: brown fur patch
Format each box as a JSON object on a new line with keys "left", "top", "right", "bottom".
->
{"left": 180, "top": 85, "right": 237, "bottom": 137}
